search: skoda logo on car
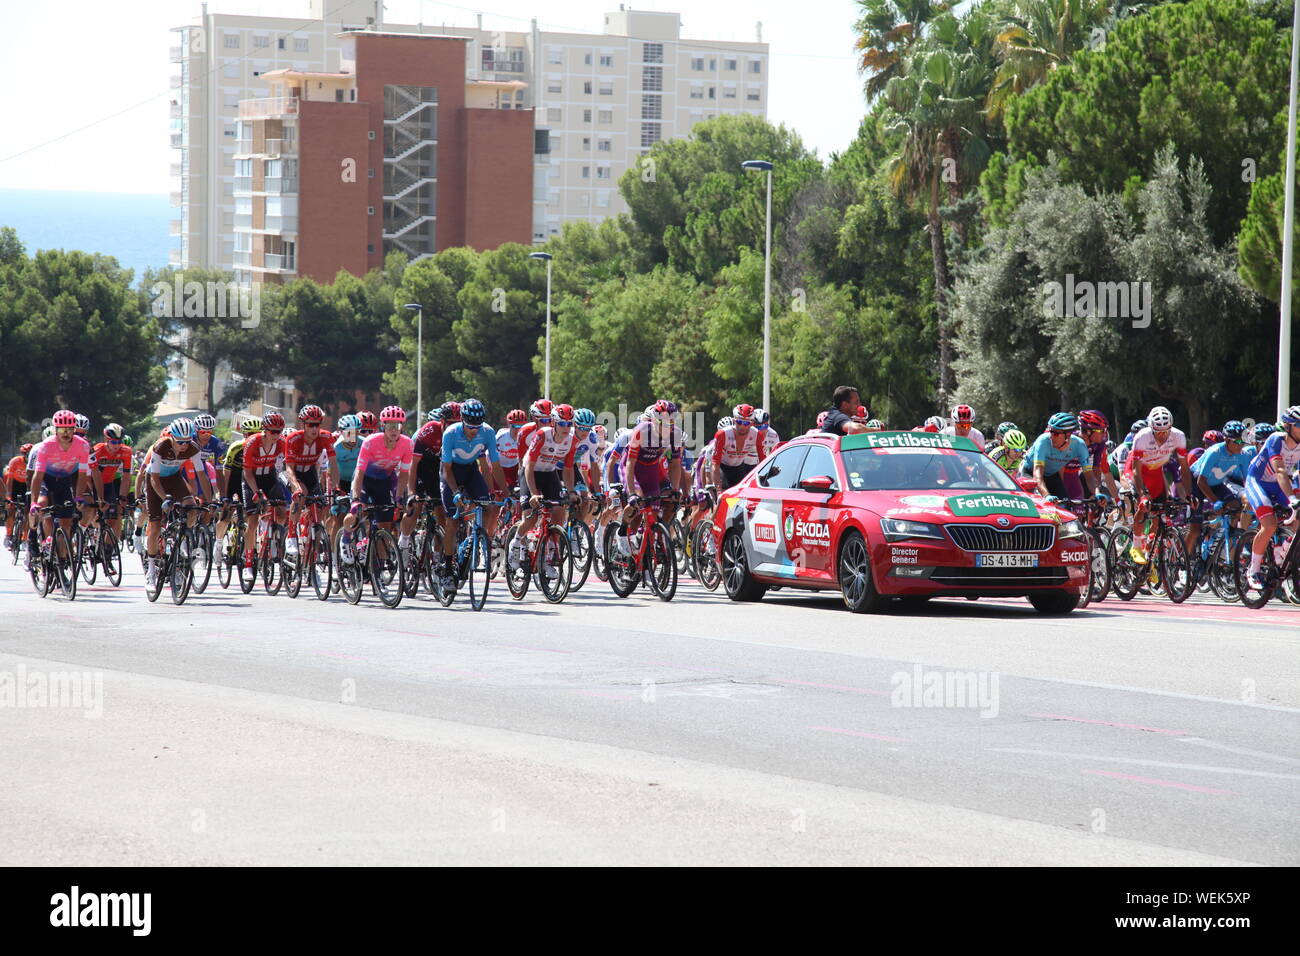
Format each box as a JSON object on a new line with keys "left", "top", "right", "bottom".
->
{"left": 996, "top": 517, "right": 1010, "bottom": 528}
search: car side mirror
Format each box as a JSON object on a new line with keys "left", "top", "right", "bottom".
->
{"left": 800, "top": 474, "right": 837, "bottom": 494}
{"left": 1015, "top": 476, "right": 1038, "bottom": 493}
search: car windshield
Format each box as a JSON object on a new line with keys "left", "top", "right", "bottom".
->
{"left": 840, "top": 447, "right": 1022, "bottom": 492}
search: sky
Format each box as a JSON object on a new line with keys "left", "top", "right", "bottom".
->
{"left": 0, "top": 0, "right": 868, "bottom": 195}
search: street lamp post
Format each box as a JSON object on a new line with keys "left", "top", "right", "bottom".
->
{"left": 742, "top": 160, "right": 774, "bottom": 411}
{"left": 529, "top": 252, "right": 553, "bottom": 400}
{"left": 403, "top": 303, "right": 423, "bottom": 421}
{"left": 1278, "top": 0, "right": 1299, "bottom": 417}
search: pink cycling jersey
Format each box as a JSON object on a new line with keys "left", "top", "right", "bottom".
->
{"left": 356, "top": 432, "right": 414, "bottom": 479}
{"left": 35, "top": 435, "right": 91, "bottom": 479}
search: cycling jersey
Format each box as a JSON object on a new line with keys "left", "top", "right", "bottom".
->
{"left": 183, "top": 457, "right": 218, "bottom": 489}
{"left": 1246, "top": 432, "right": 1300, "bottom": 485}
{"left": 991, "top": 449, "right": 1025, "bottom": 474}
{"left": 1127, "top": 427, "right": 1187, "bottom": 472}
{"left": 284, "top": 428, "right": 336, "bottom": 473}
{"left": 26, "top": 441, "right": 43, "bottom": 475}
{"left": 36, "top": 436, "right": 92, "bottom": 479}
{"left": 569, "top": 431, "right": 601, "bottom": 470}
{"left": 693, "top": 439, "right": 715, "bottom": 487}
{"left": 440, "top": 422, "right": 498, "bottom": 465}
{"left": 524, "top": 425, "right": 578, "bottom": 473}
{"left": 628, "top": 420, "right": 683, "bottom": 465}
{"left": 333, "top": 437, "right": 361, "bottom": 483}
{"left": 712, "top": 426, "right": 760, "bottom": 467}
{"left": 223, "top": 438, "right": 246, "bottom": 471}
{"left": 745, "top": 427, "right": 780, "bottom": 465}
{"left": 940, "top": 424, "right": 986, "bottom": 450}
{"left": 1028, "top": 432, "right": 1091, "bottom": 477}
{"left": 356, "top": 432, "right": 414, "bottom": 479}
{"left": 93, "top": 442, "right": 133, "bottom": 483}
{"left": 5, "top": 454, "right": 28, "bottom": 485}
{"left": 1192, "top": 442, "right": 1255, "bottom": 486}
{"left": 197, "top": 433, "right": 227, "bottom": 471}
{"left": 241, "top": 433, "right": 286, "bottom": 478}
{"left": 495, "top": 426, "right": 521, "bottom": 469}
{"left": 1187, "top": 446, "right": 1206, "bottom": 467}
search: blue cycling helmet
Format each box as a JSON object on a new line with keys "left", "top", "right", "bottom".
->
{"left": 1047, "top": 412, "right": 1078, "bottom": 432}
{"left": 168, "top": 418, "right": 197, "bottom": 442}
{"left": 460, "top": 398, "right": 486, "bottom": 425}
{"left": 427, "top": 408, "right": 443, "bottom": 422}
{"left": 1130, "top": 419, "right": 1147, "bottom": 434}
{"left": 1252, "top": 422, "right": 1276, "bottom": 441}
{"left": 1282, "top": 405, "right": 1300, "bottom": 426}
{"left": 338, "top": 414, "right": 361, "bottom": 431}
{"left": 1222, "top": 420, "right": 1245, "bottom": 440}
{"left": 574, "top": 407, "right": 597, "bottom": 428}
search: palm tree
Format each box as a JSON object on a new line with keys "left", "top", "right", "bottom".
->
{"left": 854, "top": 0, "right": 952, "bottom": 101}
{"left": 987, "top": 0, "right": 1117, "bottom": 119}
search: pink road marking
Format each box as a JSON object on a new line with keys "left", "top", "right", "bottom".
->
{"left": 430, "top": 667, "right": 488, "bottom": 678}
{"left": 381, "top": 628, "right": 438, "bottom": 638}
{"left": 1030, "top": 713, "right": 1189, "bottom": 735}
{"left": 576, "top": 690, "right": 636, "bottom": 701}
{"left": 811, "top": 725, "right": 909, "bottom": 743}
{"left": 980, "top": 596, "right": 1299, "bottom": 624}
{"left": 504, "top": 643, "right": 572, "bottom": 655}
{"left": 313, "top": 650, "right": 366, "bottom": 661}
{"left": 780, "top": 678, "right": 888, "bottom": 696}
{"left": 1083, "top": 770, "right": 1234, "bottom": 795}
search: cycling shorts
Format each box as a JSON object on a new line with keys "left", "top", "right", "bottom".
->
{"left": 1245, "top": 477, "right": 1289, "bottom": 518}
{"left": 442, "top": 464, "right": 489, "bottom": 512}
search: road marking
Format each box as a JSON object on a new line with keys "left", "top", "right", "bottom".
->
{"left": 1029, "top": 713, "right": 1189, "bottom": 735}
{"left": 811, "top": 726, "right": 909, "bottom": 743}
{"left": 990, "top": 748, "right": 1300, "bottom": 780}
{"left": 503, "top": 644, "right": 572, "bottom": 655}
{"left": 1175, "top": 737, "right": 1300, "bottom": 766}
{"left": 779, "top": 678, "right": 889, "bottom": 696}
{"left": 1082, "top": 769, "right": 1234, "bottom": 795}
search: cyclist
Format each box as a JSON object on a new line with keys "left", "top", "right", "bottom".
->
{"left": 357, "top": 410, "right": 378, "bottom": 439}
{"left": 990, "top": 429, "right": 1028, "bottom": 474}
{"left": 515, "top": 399, "right": 551, "bottom": 458}
{"left": 614, "top": 399, "right": 684, "bottom": 557}
{"left": 1077, "top": 409, "right": 1119, "bottom": 501}
{"left": 141, "top": 418, "right": 204, "bottom": 588}
{"left": 340, "top": 405, "right": 412, "bottom": 563}
{"left": 438, "top": 398, "right": 507, "bottom": 582}
{"left": 513, "top": 403, "right": 579, "bottom": 571}
{"left": 216, "top": 416, "right": 259, "bottom": 548}
{"left": 4, "top": 442, "right": 33, "bottom": 550}
{"left": 239, "top": 412, "right": 290, "bottom": 570}
{"left": 331, "top": 414, "right": 363, "bottom": 538}
{"left": 1028, "top": 412, "right": 1094, "bottom": 500}
{"left": 194, "top": 413, "right": 226, "bottom": 486}
{"left": 1125, "top": 405, "right": 1192, "bottom": 563}
{"left": 402, "top": 410, "right": 446, "bottom": 554}
{"left": 712, "top": 403, "right": 761, "bottom": 490}
{"left": 495, "top": 408, "right": 527, "bottom": 492}
{"left": 941, "top": 404, "right": 985, "bottom": 450}
{"left": 26, "top": 411, "right": 94, "bottom": 568}
{"left": 751, "top": 408, "right": 780, "bottom": 462}
{"left": 284, "top": 404, "right": 338, "bottom": 556}
{"left": 1187, "top": 429, "right": 1223, "bottom": 469}
{"left": 1242, "top": 407, "right": 1300, "bottom": 589}
{"left": 93, "top": 424, "right": 134, "bottom": 542}
{"left": 568, "top": 408, "right": 603, "bottom": 524}
{"left": 1189, "top": 420, "right": 1254, "bottom": 551}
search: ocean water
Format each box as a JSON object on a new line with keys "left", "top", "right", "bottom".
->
{"left": 0, "top": 189, "right": 172, "bottom": 286}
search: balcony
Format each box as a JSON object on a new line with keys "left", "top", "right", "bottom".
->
{"left": 233, "top": 176, "right": 252, "bottom": 194}
{"left": 232, "top": 250, "right": 251, "bottom": 267}
{"left": 482, "top": 59, "right": 525, "bottom": 74}
{"left": 240, "top": 97, "right": 299, "bottom": 118}
{"left": 234, "top": 213, "right": 252, "bottom": 229}
{"left": 170, "top": 45, "right": 183, "bottom": 62}
{"left": 169, "top": 162, "right": 183, "bottom": 178}
{"left": 262, "top": 254, "right": 296, "bottom": 273}
{"left": 168, "top": 249, "right": 182, "bottom": 265}
{"left": 265, "top": 138, "right": 294, "bottom": 156}
{"left": 263, "top": 215, "right": 297, "bottom": 233}
{"left": 264, "top": 177, "right": 298, "bottom": 195}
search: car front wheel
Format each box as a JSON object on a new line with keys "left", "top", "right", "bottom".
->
{"left": 721, "top": 529, "right": 767, "bottom": 602}
{"left": 837, "top": 531, "right": 889, "bottom": 613}
{"left": 1028, "top": 590, "right": 1080, "bottom": 614}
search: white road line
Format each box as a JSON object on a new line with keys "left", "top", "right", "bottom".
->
{"left": 988, "top": 748, "right": 1300, "bottom": 780}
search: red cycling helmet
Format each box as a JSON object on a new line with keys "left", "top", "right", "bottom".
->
{"left": 952, "top": 404, "right": 974, "bottom": 424}
{"left": 506, "top": 408, "right": 527, "bottom": 426}
{"left": 815, "top": 411, "right": 829, "bottom": 428}
{"left": 733, "top": 403, "right": 755, "bottom": 422}
{"left": 530, "top": 399, "right": 553, "bottom": 420}
{"left": 298, "top": 404, "right": 324, "bottom": 425}
{"left": 52, "top": 410, "right": 77, "bottom": 428}
{"left": 357, "top": 411, "right": 377, "bottom": 432}
{"left": 1078, "top": 409, "right": 1109, "bottom": 432}
{"left": 854, "top": 405, "right": 868, "bottom": 421}
{"left": 379, "top": 405, "right": 406, "bottom": 424}
{"left": 439, "top": 401, "right": 462, "bottom": 424}
{"left": 20, "top": 443, "right": 33, "bottom": 455}
{"left": 262, "top": 412, "right": 285, "bottom": 431}
{"left": 554, "top": 403, "right": 575, "bottom": 422}
{"left": 1202, "top": 429, "right": 1225, "bottom": 446}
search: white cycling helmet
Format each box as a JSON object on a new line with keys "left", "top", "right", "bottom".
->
{"left": 717, "top": 416, "right": 735, "bottom": 431}
{"left": 194, "top": 413, "right": 217, "bottom": 431}
{"left": 1147, "top": 406, "right": 1173, "bottom": 430}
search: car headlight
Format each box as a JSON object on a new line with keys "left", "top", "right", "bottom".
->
{"left": 880, "top": 518, "right": 946, "bottom": 542}
{"left": 1059, "top": 519, "right": 1085, "bottom": 539}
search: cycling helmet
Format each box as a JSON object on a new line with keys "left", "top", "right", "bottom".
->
{"left": 379, "top": 404, "right": 406, "bottom": 424}
{"left": 1003, "top": 429, "right": 1028, "bottom": 451}
{"left": 815, "top": 411, "right": 829, "bottom": 429}
{"left": 262, "top": 412, "right": 285, "bottom": 431}
{"left": 1078, "top": 409, "right": 1108, "bottom": 431}
{"left": 1222, "top": 420, "right": 1245, "bottom": 441}
{"left": 460, "top": 398, "right": 485, "bottom": 425}
{"left": 995, "top": 421, "right": 1017, "bottom": 442}
{"left": 102, "top": 423, "right": 124, "bottom": 440}
{"left": 753, "top": 408, "right": 771, "bottom": 428}
{"left": 1130, "top": 419, "right": 1147, "bottom": 434}
{"left": 853, "top": 405, "right": 868, "bottom": 422}
{"left": 436, "top": 401, "right": 459, "bottom": 424}
{"left": 20, "top": 442, "right": 33, "bottom": 455}
{"left": 865, "top": 419, "right": 885, "bottom": 430}
{"left": 52, "top": 409, "right": 76, "bottom": 428}
{"left": 42, "top": 426, "right": 55, "bottom": 440}
{"left": 506, "top": 408, "right": 528, "bottom": 426}
{"left": 530, "top": 399, "right": 553, "bottom": 420}
{"left": 1147, "top": 405, "right": 1173, "bottom": 430}
{"left": 1201, "top": 429, "right": 1224, "bottom": 446}
{"left": 553, "top": 404, "right": 575, "bottom": 425}
{"left": 1252, "top": 422, "right": 1276, "bottom": 441}
{"left": 594, "top": 424, "right": 608, "bottom": 441}
{"left": 168, "top": 418, "right": 197, "bottom": 442}
{"left": 654, "top": 399, "right": 679, "bottom": 420}
{"left": 574, "top": 407, "right": 597, "bottom": 428}
{"left": 240, "top": 416, "right": 263, "bottom": 434}
{"left": 733, "top": 403, "right": 756, "bottom": 421}
{"left": 74, "top": 413, "right": 90, "bottom": 432}
{"left": 717, "top": 416, "right": 735, "bottom": 431}
{"left": 357, "top": 411, "right": 377, "bottom": 432}
{"left": 923, "top": 415, "right": 945, "bottom": 432}
{"left": 298, "top": 404, "right": 324, "bottom": 425}
{"left": 952, "top": 403, "right": 974, "bottom": 424}
{"left": 1282, "top": 405, "right": 1300, "bottom": 426}
{"left": 426, "top": 408, "right": 442, "bottom": 422}
{"left": 337, "top": 414, "right": 360, "bottom": 431}
{"left": 1047, "top": 412, "right": 1078, "bottom": 432}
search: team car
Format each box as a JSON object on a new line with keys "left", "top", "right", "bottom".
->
{"left": 709, "top": 431, "right": 1090, "bottom": 613}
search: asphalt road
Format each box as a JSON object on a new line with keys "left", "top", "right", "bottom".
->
{"left": 1, "top": 550, "right": 1296, "bottom": 866}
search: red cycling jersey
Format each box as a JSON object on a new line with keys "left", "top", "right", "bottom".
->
{"left": 242, "top": 433, "right": 286, "bottom": 477}
{"left": 93, "top": 442, "right": 133, "bottom": 483}
{"left": 5, "top": 455, "right": 27, "bottom": 484}
{"left": 284, "top": 428, "right": 337, "bottom": 472}
{"left": 525, "top": 425, "right": 578, "bottom": 472}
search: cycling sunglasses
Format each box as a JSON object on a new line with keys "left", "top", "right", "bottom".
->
{"left": 555, "top": 420, "right": 573, "bottom": 428}
{"left": 107, "top": 439, "right": 123, "bottom": 445}
{"left": 535, "top": 416, "right": 552, "bottom": 425}
{"left": 263, "top": 429, "right": 283, "bottom": 435}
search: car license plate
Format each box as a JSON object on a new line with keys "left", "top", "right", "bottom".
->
{"left": 976, "top": 553, "right": 1038, "bottom": 568}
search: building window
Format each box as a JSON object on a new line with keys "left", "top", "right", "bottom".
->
{"left": 583, "top": 81, "right": 592, "bottom": 94}
{"left": 691, "top": 57, "right": 704, "bottom": 71}
{"left": 294, "top": 38, "right": 309, "bottom": 52}
{"left": 582, "top": 137, "right": 591, "bottom": 150}
{"left": 224, "top": 34, "right": 239, "bottom": 49}
{"left": 599, "top": 83, "right": 613, "bottom": 95}
{"left": 598, "top": 139, "right": 611, "bottom": 151}
{"left": 708, "top": 86, "right": 716, "bottom": 99}
{"left": 725, "top": 58, "right": 737, "bottom": 71}
{"left": 596, "top": 166, "right": 610, "bottom": 180}
{"left": 253, "top": 35, "right": 269, "bottom": 48}
{"left": 724, "top": 88, "right": 737, "bottom": 99}
{"left": 222, "top": 63, "right": 239, "bottom": 78}
{"left": 581, "top": 166, "right": 590, "bottom": 179}
{"left": 547, "top": 48, "right": 562, "bottom": 64}
{"left": 641, "top": 94, "right": 661, "bottom": 119}
{"left": 597, "top": 191, "right": 610, "bottom": 207}
{"left": 547, "top": 107, "right": 562, "bottom": 122}
{"left": 598, "top": 109, "right": 612, "bottom": 123}
{"left": 367, "top": 244, "right": 375, "bottom": 253}
{"left": 223, "top": 92, "right": 240, "bottom": 109}
{"left": 747, "top": 91, "right": 760, "bottom": 101}
{"left": 547, "top": 80, "right": 562, "bottom": 93}
{"left": 534, "top": 129, "right": 550, "bottom": 154}
{"left": 235, "top": 158, "right": 252, "bottom": 176}
{"left": 367, "top": 206, "right": 375, "bottom": 215}
{"left": 750, "top": 60, "right": 762, "bottom": 73}
{"left": 580, "top": 193, "right": 590, "bottom": 207}
{"left": 640, "top": 123, "right": 661, "bottom": 147}
{"left": 642, "top": 66, "right": 662, "bottom": 91}
{"left": 600, "top": 55, "right": 613, "bottom": 67}
{"left": 583, "top": 109, "right": 592, "bottom": 123}
{"left": 367, "top": 167, "right": 374, "bottom": 178}
{"left": 643, "top": 42, "right": 662, "bottom": 63}
{"left": 584, "top": 53, "right": 592, "bottom": 65}
{"left": 689, "top": 88, "right": 703, "bottom": 100}
{"left": 277, "top": 38, "right": 285, "bottom": 50}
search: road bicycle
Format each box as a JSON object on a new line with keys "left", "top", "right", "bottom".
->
{"left": 336, "top": 502, "right": 404, "bottom": 608}
{"left": 1191, "top": 497, "right": 1247, "bottom": 603}
{"left": 503, "top": 497, "right": 572, "bottom": 603}
{"left": 74, "top": 503, "right": 124, "bottom": 589}
{"left": 1110, "top": 498, "right": 1194, "bottom": 603}
{"left": 432, "top": 496, "right": 494, "bottom": 611}
{"left": 564, "top": 497, "right": 595, "bottom": 592}
{"left": 1232, "top": 504, "right": 1300, "bottom": 610}
{"left": 215, "top": 498, "right": 244, "bottom": 590}
{"left": 284, "top": 492, "right": 334, "bottom": 601}
{"left": 237, "top": 494, "right": 287, "bottom": 596}
{"left": 144, "top": 498, "right": 205, "bottom": 605}
{"left": 7, "top": 494, "right": 30, "bottom": 566}
{"left": 605, "top": 487, "right": 678, "bottom": 602}
{"left": 1059, "top": 497, "right": 1110, "bottom": 608}
{"left": 688, "top": 486, "right": 722, "bottom": 591}
{"left": 28, "top": 503, "right": 78, "bottom": 600}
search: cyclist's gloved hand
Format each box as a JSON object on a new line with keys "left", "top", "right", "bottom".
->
{"left": 1139, "top": 496, "right": 1151, "bottom": 509}
{"left": 452, "top": 491, "right": 465, "bottom": 506}
{"left": 1211, "top": 500, "right": 1224, "bottom": 514}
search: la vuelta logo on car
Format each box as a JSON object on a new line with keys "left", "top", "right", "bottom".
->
{"left": 784, "top": 513, "right": 830, "bottom": 543}
{"left": 754, "top": 523, "right": 777, "bottom": 543}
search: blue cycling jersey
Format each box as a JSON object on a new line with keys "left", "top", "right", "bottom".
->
{"left": 1028, "top": 432, "right": 1091, "bottom": 477}
{"left": 197, "top": 433, "right": 227, "bottom": 469}
{"left": 1191, "top": 442, "right": 1255, "bottom": 486}
{"left": 441, "top": 421, "right": 499, "bottom": 465}
{"left": 1246, "top": 432, "right": 1300, "bottom": 485}
{"left": 334, "top": 436, "right": 362, "bottom": 483}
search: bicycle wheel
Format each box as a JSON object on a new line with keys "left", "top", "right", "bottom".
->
{"left": 29, "top": 535, "right": 50, "bottom": 596}
{"left": 567, "top": 519, "right": 593, "bottom": 592}
{"left": 467, "top": 527, "right": 491, "bottom": 611}
{"left": 52, "top": 526, "right": 77, "bottom": 600}
{"left": 646, "top": 522, "right": 677, "bottom": 602}
{"left": 283, "top": 524, "right": 304, "bottom": 599}
{"left": 536, "top": 526, "right": 572, "bottom": 604}
{"left": 77, "top": 526, "right": 97, "bottom": 585}
{"left": 259, "top": 523, "right": 283, "bottom": 595}
{"left": 1207, "top": 532, "right": 1239, "bottom": 603}
{"left": 669, "top": 518, "right": 688, "bottom": 575}
{"left": 1232, "top": 534, "right": 1275, "bottom": 610}
{"left": 237, "top": 526, "right": 258, "bottom": 594}
{"left": 421, "top": 523, "right": 444, "bottom": 596}
{"left": 168, "top": 529, "right": 193, "bottom": 605}
{"left": 1107, "top": 527, "right": 1140, "bottom": 601}
{"left": 335, "top": 527, "right": 363, "bottom": 605}
{"left": 309, "top": 524, "right": 332, "bottom": 601}
{"left": 217, "top": 525, "right": 237, "bottom": 589}
{"left": 592, "top": 523, "right": 610, "bottom": 582}
{"left": 605, "top": 523, "right": 639, "bottom": 599}
{"left": 503, "top": 525, "right": 531, "bottom": 600}
{"left": 369, "top": 526, "right": 404, "bottom": 608}
{"left": 1159, "top": 533, "right": 1195, "bottom": 604}
{"left": 692, "top": 519, "right": 722, "bottom": 591}
{"left": 102, "top": 527, "right": 123, "bottom": 587}
{"left": 191, "top": 525, "right": 213, "bottom": 594}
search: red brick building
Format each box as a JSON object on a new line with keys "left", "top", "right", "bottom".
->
{"left": 234, "top": 31, "right": 534, "bottom": 285}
